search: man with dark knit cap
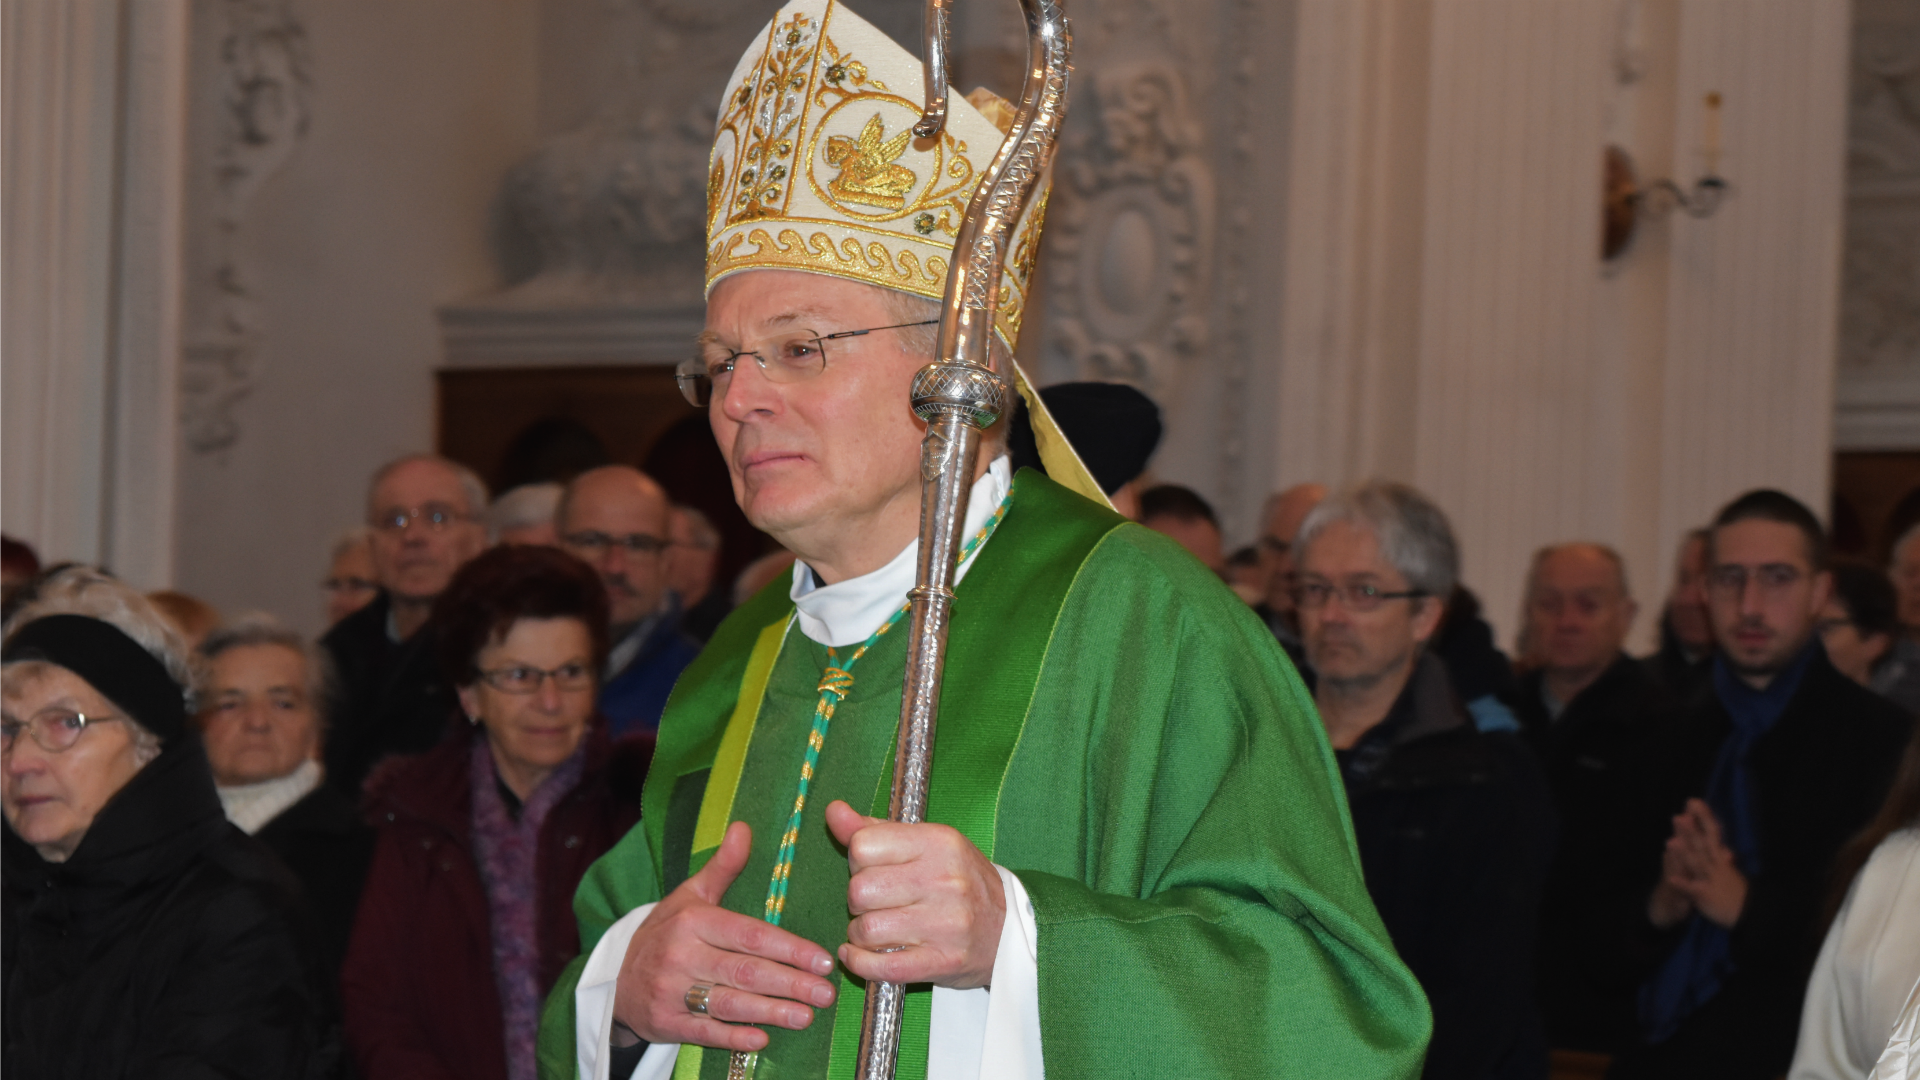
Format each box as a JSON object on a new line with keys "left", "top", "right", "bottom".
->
{"left": 1007, "top": 382, "right": 1162, "bottom": 519}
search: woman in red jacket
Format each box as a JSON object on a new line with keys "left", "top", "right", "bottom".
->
{"left": 342, "top": 545, "right": 646, "bottom": 1080}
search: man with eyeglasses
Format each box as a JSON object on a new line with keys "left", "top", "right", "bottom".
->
{"left": 1619, "top": 490, "right": 1912, "bottom": 1080}
{"left": 537, "top": 5, "right": 1429, "bottom": 1077}
{"left": 1295, "top": 479, "right": 1554, "bottom": 1080}
{"left": 1512, "top": 543, "right": 1673, "bottom": 1056}
{"left": 557, "top": 466, "right": 701, "bottom": 740}
{"left": 320, "top": 453, "right": 490, "bottom": 794}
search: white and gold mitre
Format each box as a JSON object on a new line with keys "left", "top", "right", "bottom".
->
{"left": 704, "top": 0, "right": 1050, "bottom": 351}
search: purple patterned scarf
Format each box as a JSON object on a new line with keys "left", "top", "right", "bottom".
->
{"left": 470, "top": 735, "right": 586, "bottom": 1080}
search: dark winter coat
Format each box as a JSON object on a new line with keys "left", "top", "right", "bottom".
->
{"left": 340, "top": 726, "right": 642, "bottom": 1080}
{"left": 320, "top": 591, "right": 460, "bottom": 795}
{"left": 599, "top": 599, "right": 702, "bottom": 740}
{"left": 2, "top": 736, "right": 335, "bottom": 1079}
{"left": 1338, "top": 652, "right": 1558, "bottom": 1080}
{"left": 1609, "top": 647, "right": 1913, "bottom": 1080}
{"left": 1516, "top": 653, "right": 1673, "bottom": 1052}
{"left": 256, "top": 783, "right": 376, "bottom": 982}
{"left": 1641, "top": 613, "right": 1712, "bottom": 701}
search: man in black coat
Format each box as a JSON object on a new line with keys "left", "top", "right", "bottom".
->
{"left": 1514, "top": 543, "right": 1673, "bottom": 1053}
{"left": 321, "top": 454, "right": 489, "bottom": 793}
{"left": 1298, "top": 480, "right": 1556, "bottom": 1080}
{"left": 1611, "top": 491, "right": 1914, "bottom": 1080}
{"left": 1642, "top": 529, "right": 1715, "bottom": 700}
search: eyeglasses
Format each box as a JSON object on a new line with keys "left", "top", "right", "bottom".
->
{"left": 675, "top": 319, "right": 940, "bottom": 407}
{"left": 1292, "top": 580, "right": 1428, "bottom": 612}
{"left": 1706, "top": 564, "right": 1804, "bottom": 598}
{"left": 562, "top": 531, "right": 670, "bottom": 557}
{"left": 371, "top": 503, "right": 472, "bottom": 534}
{"left": 0, "top": 709, "right": 127, "bottom": 755}
{"left": 476, "top": 663, "right": 595, "bottom": 695}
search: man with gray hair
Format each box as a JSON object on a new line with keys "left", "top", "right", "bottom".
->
{"left": 321, "top": 453, "right": 490, "bottom": 792}
{"left": 489, "top": 481, "right": 563, "bottom": 547}
{"left": 1295, "top": 479, "right": 1554, "bottom": 1080}
{"left": 1513, "top": 542, "right": 1672, "bottom": 1054}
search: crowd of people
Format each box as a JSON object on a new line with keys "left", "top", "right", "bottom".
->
{"left": 4, "top": 442, "right": 1918, "bottom": 1079}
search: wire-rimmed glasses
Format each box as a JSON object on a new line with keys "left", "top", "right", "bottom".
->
{"left": 1705, "top": 563, "right": 1803, "bottom": 600}
{"left": 475, "top": 663, "right": 595, "bottom": 695}
{"left": 370, "top": 502, "right": 473, "bottom": 535}
{"left": 0, "top": 709, "right": 128, "bottom": 755}
{"left": 1292, "top": 580, "right": 1429, "bottom": 613}
{"left": 674, "top": 319, "right": 939, "bottom": 407}
{"left": 561, "top": 532, "right": 669, "bottom": 558}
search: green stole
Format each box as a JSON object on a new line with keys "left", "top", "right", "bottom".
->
{"left": 646, "top": 471, "right": 1122, "bottom": 1080}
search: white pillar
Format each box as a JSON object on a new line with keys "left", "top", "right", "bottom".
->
{"left": 1266, "top": 0, "right": 1851, "bottom": 652}
{"left": 2, "top": 0, "right": 187, "bottom": 588}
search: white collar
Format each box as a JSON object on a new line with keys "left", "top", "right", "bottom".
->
{"left": 791, "top": 455, "right": 1011, "bottom": 647}
{"left": 216, "top": 758, "right": 324, "bottom": 835}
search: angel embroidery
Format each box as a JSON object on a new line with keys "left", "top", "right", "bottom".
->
{"left": 825, "top": 113, "right": 917, "bottom": 210}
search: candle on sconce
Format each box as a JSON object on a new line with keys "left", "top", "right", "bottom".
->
{"left": 1702, "top": 91, "right": 1723, "bottom": 176}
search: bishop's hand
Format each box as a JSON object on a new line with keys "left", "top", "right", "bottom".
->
{"left": 825, "top": 799, "right": 1006, "bottom": 991}
{"left": 612, "top": 821, "right": 838, "bottom": 1052}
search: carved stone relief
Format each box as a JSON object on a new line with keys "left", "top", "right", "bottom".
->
{"left": 488, "top": 104, "right": 714, "bottom": 309}
{"left": 1835, "top": 0, "right": 1920, "bottom": 448}
{"left": 181, "top": 0, "right": 310, "bottom": 453}
{"left": 1840, "top": 6, "right": 1920, "bottom": 374}
{"left": 1044, "top": 59, "right": 1214, "bottom": 394}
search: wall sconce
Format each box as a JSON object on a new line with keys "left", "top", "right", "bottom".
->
{"left": 1602, "top": 92, "right": 1730, "bottom": 260}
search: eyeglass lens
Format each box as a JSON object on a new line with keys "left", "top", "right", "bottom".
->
{"left": 1, "top": 711, "right": 102, "bottom": 754}
{"left": 481, "top": 664, "right": 595, "bottom": 694}
{"left": 563, "top": 532, "right": 668, "bottom": 555}
{"left": 674, "top": 320, "right": 939, "bottom": 407}
{"left": 373, "top": 503, "right": 467, "bottom": 533}
{"left": 676, "top": 333, "right": 830, "bottom": 408}
{"left": 1292, "top": 581, "right": 1423, "bottom": 612}
{"left": 1707, "top": 564, "right": 1802, "bottom": 596}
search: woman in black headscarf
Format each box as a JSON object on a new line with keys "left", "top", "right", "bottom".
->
{"left": 2, "top": 567, "right": 333, "bottom": 1078}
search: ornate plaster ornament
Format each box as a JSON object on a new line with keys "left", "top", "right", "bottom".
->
{"left": 182, "top": 0, "right": 311, "bottom": 454}
{"left": 1044, "top": 59, "right": 1213, "bottom": 394}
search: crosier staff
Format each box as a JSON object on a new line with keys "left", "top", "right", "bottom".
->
{"left": 853, "top": 0, "right": 1073, "bottom": 1076}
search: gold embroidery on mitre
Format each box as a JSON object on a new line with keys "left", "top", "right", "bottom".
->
{"left": 708, "top": 227, "right": 949, "bottom": 291}
{"left": 726, "top": 10, "right": 822, "bottom": 226}
{"left": 705, "top": 0, "right": 1054, "bottom": 352}
{"left": 825, "top": 114, "right": 918, "bottom": 210}
{"left": 706, "top": 157, "right": 726, "bottom": 229}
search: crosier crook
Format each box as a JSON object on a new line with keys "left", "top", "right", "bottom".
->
{"left": 854, "top": 0, "right": 1072, "bottom": 1076}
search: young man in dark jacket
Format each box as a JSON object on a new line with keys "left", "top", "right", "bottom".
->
{"left": 1613, "top": 491, "right": 1914, "bottom": 1079}
{"left": 1514, "top": 543, "right": 1673, "bottom": 1053}
{"left": 1297, "top": 481, "right": 1556, "bottom": 1080}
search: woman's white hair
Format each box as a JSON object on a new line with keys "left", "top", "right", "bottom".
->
{"left": 2, "top": 566, "right": 193, "bottom": 763}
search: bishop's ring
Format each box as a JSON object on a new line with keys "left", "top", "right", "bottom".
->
{"left": 685, "top": 983, "right": 714, "bottom": 1016}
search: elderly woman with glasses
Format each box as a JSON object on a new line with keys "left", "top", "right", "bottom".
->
{"left": 341, "top": 545, "right": 644, "bottom": 1080}
{"left": 2, "top": 567, "right": 330, "bottom": 1078}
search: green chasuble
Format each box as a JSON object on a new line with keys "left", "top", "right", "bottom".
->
{"left": 537, "top": 470, "right": 1431, "bottom": 1079}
